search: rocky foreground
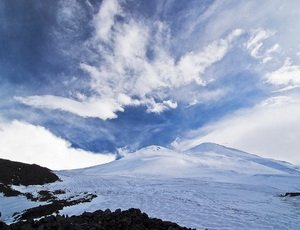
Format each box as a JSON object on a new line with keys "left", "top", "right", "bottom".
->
{"left": 0, "top": 208, "right": 194, "bottom": 230}
{"left": 0, "top": 159, "right": 193, "bottom": 229}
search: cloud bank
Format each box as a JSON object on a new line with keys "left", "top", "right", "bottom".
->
{"left": 173, "top": 95, "right": 300, "bottom": 165}
{"left": 0, "top": 120, "right": 115, "bottom": 170}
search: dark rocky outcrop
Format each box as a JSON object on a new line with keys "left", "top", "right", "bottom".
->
{"left": 0, "top": 184, "right": 22, "bottom": 197}
{"left": 3, "top": 208, "right": 194, "bottom": 230}
{"left": 281, "top": 192, "right": 300, "bottom": 197}
{"left": 0, "top": 158, "right": 59, "bottom": 186}
{"left": 14, "top": 193, "right": 97, "bottom": 221}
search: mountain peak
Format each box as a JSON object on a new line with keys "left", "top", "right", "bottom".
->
{"left": 138, "top": 145, "right": 166, "bottom": 152}
{"left": 185, "top": 142, "right": 248, "bottom": 155}
{"left": 132, "top": 145, "right": 174, "bottom": 156}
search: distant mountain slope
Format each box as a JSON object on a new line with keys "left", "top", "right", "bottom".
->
{"left": 0, "top": 158, "right": 59, "bottom": 186}
{"left": 186, "top": 143, "right": 300, "bottom": 175}
{"left": 72, "top": 143, "right": 300, "bottom": 177}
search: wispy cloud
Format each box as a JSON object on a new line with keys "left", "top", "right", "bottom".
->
{"left": 244, "top": 28, "right": 279, "bottom": 63}
{"left": 15, "top": 95, "right": 126, "bottom": 120}
{"left": 179, "top": 1, "right": 300, "bottom": 80}
{"left": 17, "top": 0, "right": 243, "bottom": 120}
{"left": 93, "top": 0, "right": 122, "bottom": 41}
{"left": 266, "top": 59, "right": 300, "bottom": 90}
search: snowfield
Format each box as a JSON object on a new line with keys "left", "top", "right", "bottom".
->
{"left": 1, "top": 143, "right": 300, "bottom": 229}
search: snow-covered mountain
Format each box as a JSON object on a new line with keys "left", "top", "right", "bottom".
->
{"left": 73, "top": 143, "right": 299, "bottom": 177}
{"left": 187, "top": 142, "right": 300, "bottom": 175}
{"left": 1, "top": 143, "right": 300, "bottom": 229}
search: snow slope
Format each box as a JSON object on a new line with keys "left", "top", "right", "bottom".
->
{"left": 72, "top": 144, "right": 298, "bottom": 177}
{"left": 1, "top": 143, "right": 300, "bottom": 229}
{"left": 188, "top": 143, "right": 300, "bottom": 175}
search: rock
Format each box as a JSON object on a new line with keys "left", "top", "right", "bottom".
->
{"left": 0, "top": 184, "right": 22, "bottom": 197}
{"left": 8, "top": 208, "right": 194, "bottom": 230}
{"left": 282, "top": 192, "right": 300, "bottom": 197}
{"left": 0, "top": 158, "right": 59, "bottom": 186}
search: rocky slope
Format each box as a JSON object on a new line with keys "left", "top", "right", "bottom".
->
{"left": 0, "top": 158, "right": 59, "bottom": 186}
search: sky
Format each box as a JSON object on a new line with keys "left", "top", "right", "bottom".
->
{"left": 1, "top": 0, "right": 300, "bottom": 169}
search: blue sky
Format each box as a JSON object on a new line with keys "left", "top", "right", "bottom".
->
{"left": 1, "top": 0, "right": 300, "bottom": 169}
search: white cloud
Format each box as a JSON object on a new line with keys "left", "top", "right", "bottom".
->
{"left": 173, "top": 95, "right": 300, "bottom": 165}
{"left": 186, "top": 88, "right": 228, "bottom": 106}
{"left": 179, "top": 1, "right": 300, "bottom": 79}
{"left": 266, "top": 59, "right": 300, "bottom": 89}
{"left": 0, "top": 120, "right": 115, "bottom": 170}
{"left": 244, "top": 28, "right": 279, "bottom": 63}
{"left": 93, "top": 0, "right": 121, "bottom": 41}
{"left": 145, "top": 99, "right": 177, "bottom": 113}
{"left": 15, "top": 95, "right": 124, "bottom": 120}
{"left": 17, "top": 0, "right": 243, "bottom": 120}
{"left": 176, "top": 29, "right": 242, "bottom": 86}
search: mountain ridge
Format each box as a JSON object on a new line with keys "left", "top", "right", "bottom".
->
{"left": 68, "top": 142, "right": 300, "bottom": 177}
{"left": 185, "top": 142, "right": 300, "bottom": 175}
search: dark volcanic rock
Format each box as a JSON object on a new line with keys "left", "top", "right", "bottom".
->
{"left": 8, "top": 208, "right": 194, "bottom": 230}
{"left": 14, "top": 193, "right": 97, "bottom": 221}
{"left": 0, "top": 184, "right": 22, "bottom": 197}
{"left": 282, "top": 192, "right": 300, "bottom": 197}
{"left": 0, "top": 220, "right": 9, "bottom": 230}
{"left": 0, "top": 158, "right": 59, "bottom": 186}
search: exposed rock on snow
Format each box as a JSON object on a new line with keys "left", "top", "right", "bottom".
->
{"left": 281, "top": 192, "right": 300, "bottom": 197}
